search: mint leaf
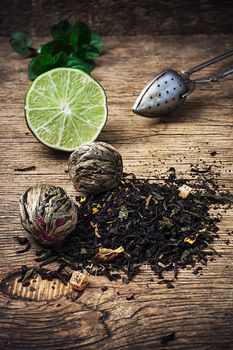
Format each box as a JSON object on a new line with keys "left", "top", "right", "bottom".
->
{"left": 90, "top": 32, "right": 103, "bottom": 53}
{"left": 53, "top": 51, "right": 68, "bottom": 68}
{"left": 41, "top": 40, "right": 72, "bottom": 56}
{"left": 83, "top": 45, "right": 101, "bottom": 60}
{"left": 11, "top": 19, "right": 103, "bottom": 80}
{"left": 28, "top": 54, "right": 52, "bottom": 80}
{"left": 53, "top": 51, "right": 68, "bottom": 66}
{"left": 28, "top": 52, "right": 68, "bottom": 80}
{"left": 69, "top": 23, "right": 80, "bottom": 48}
{"left": 82, "top": 33, "right": 103, "bottom": 60}
{"left": 69, "top": 21, "right": 91, "bottom": 49}
{"left": 77, "top": 21, "right": 91, "bottom": 46}
{"left": 67, "top": 55, "right": 94, "bottom": 74}
{"left": 10, "top": 32, "right": 33, "bottom": 58}
{"left": 51, "top": 20, "right": 72, "bottom": 40}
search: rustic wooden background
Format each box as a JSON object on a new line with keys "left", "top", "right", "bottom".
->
{"left": 0, "top": 1, "right": 233, "bottom": 349}
{"left": 1, "top": 0, "right": 233, "bottom": 36}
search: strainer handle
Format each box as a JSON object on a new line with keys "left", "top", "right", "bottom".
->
{"left": 193, "top": 68, "right": 233, "bottom": 83}
{"left": 184, "top": 50, "right": 233, "bottom": 76}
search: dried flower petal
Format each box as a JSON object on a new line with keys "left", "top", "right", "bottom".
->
{"left": 70, "top": 271, "right": 89, "bottom": 291}
{"left": 95, "top": 246, "right": 124, "bottom": 261}
{"left": 118, "top": 206, "right": 128, "bottom": 220}
{"left": 145, "top": 194, "right": 152, "bottom": 207}
{"left": 184, "top": 236, "right": 197, "bottom": 244}
{"left": 178, "top": 184, "right": 192, "bottom": 199}
{"left": 92, "top": 207, "right": 99, "bottom": 214}
{"left": 90, "top": 221, "right": 101, "bottom": 237}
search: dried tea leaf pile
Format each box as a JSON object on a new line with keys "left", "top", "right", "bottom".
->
{"left": 19, "top": 163, "right": 232, "bottom": 285}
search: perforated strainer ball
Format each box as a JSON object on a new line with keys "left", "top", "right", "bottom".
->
{"left": 132, "top": 69, "right": 189, "bottom": 117}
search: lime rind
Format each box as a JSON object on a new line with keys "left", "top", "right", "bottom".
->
{"left": 25, "top": 68, "right": 108, "bottom": 151}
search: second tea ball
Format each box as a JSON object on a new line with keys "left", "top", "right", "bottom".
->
{"left": 68, "top": 142, "right": 123, "bottom": 195}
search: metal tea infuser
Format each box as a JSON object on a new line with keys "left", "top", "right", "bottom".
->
{"left": 132, "top": 50, "right": 233, "bottom": 118}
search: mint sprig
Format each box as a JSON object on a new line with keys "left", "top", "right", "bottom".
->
{"left": 10, "top": 20, "right": 103, "bottom": 80}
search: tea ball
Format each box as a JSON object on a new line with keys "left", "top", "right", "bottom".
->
{"left": 19, "top": 184, "right": 77, "bottom": 247}
{"left": 68, "top": 142, "right": 123, "bottom": 194}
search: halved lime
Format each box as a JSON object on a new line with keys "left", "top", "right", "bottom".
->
{"left": 24, "top": 68, "right": 107, "bottom": 151}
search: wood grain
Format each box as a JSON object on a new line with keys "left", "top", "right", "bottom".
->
{"left": 0, "top": 0, "right": 232, "bottom": 37}
{"left": 0, "top": 34, "right": 233, "bottom": 349}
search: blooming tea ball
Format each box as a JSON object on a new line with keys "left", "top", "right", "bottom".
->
{"left": 19, "top": 184, "right": 77, "bottom": 247}
{"left": 68, "top": 142, "right": 123, "bottom": 194}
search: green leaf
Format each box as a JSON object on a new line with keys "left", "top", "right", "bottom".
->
{"left": 83, "top": 45, "right": 101, "bottom": 60}
{"left": 69, "top": 21, "right": 91, "bottom": 48}
{"left": 69, "top": 23, "right": 80, "bottom": 48}
{"left": 41, "top": 39, "right": 73, "bottom": 56}
{"left": 28, "top": 54, "right": 53, "bottom": 80}
{"left": 82, "top": 32, "right": 103, "bottom": 60}
{"left": 53, "top": 51, "right": 68, "bottom": 66}
{"left": 90, "top": 32, "right": 103, "bottom": 53}
{"left": 77, "top": 21, "right": 91, "bottom": 46}
{"left": 28, "top": 52, "right": 68, "bottom": 80}
{"left": 67, "top": 55, "right": 94, "bottom": 74}
{"left": 10, "top": 32, "right": 32, "bottom": 58}
{"left": 51, "top": 19, "right": 72, "bottom": 40}
{"left": 12, "top": 20, "right": 103, "bottom": 79}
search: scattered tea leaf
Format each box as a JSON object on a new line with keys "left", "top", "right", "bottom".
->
{"left": 167, "top": 281, "right": 175, "bottom": 289}
{"left": 20, "top": 268, "right": 37, "bottom": 284}
{"left": 16, "top": 241, "right": 31, "bottom": 254}
{"left": 15, "top": 162, "right": 232, "bottom": 287}
{"left": 126, "top": 293, "right": 135, "bottom": 300}
{"left": 14, "top": 165, "right": 36, "bottom": 172}
{"left": 160, "top": 332, "right": 176, "bottom": 345}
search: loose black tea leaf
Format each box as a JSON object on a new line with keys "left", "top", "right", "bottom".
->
{"left": 14, "top": 166, "right": 36, "bottom": 172}
{"left": 126, "top": 294, "right": 135, "bottom": 300}
{"left": 160, "top": 332, "right": 176, "bottom": 345}
{"left": 16, "top": 162, "right": 232, "bottom": 286}
{"left": 14, "top": 236, "right": 29, "bottom": 245}
{"left": 16, "top": 242, "right": 31, "bottom": 254}
{"left": 18, "top": 266, "right": 37, "bottom": 284}
{"left": 18, "top": 265, "right": 71, "bottom": 286}
{"left": 210, "top": 150, "right": 217, "bottom": 157}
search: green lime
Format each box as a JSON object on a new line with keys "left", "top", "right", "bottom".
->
{"left": 24, "top": 68, "right": 107, "bottom": 151}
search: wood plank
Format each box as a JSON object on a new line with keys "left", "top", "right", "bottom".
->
{"left": 0, "top": 0, "right": 232, "bottom": 37}
{"left": 0, "top": 34, "right": 233, "bottom": 349}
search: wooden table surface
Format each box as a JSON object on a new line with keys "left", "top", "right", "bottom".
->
{"left": 0, "top": 34, "right": 233, "bottom": 350}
